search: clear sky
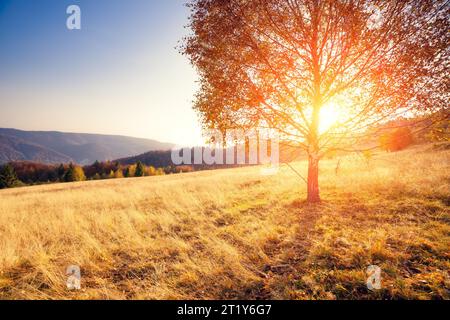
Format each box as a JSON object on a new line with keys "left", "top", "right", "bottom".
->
{"left": 0, "top": 0, "right": 203, "bottom": 146}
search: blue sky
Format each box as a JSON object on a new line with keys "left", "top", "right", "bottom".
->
{"left": 0, "top": 0, "right": 203, "bottom": 146}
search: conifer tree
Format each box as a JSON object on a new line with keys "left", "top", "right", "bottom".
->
{"left": 0, "top": 164, "right": 20, "bottom": 189}
{"left": 135, "top": 161, "right": 145, "bottom": 177}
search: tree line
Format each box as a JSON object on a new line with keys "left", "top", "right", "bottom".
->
{"left": 0, "top": 160, "right": 194, "bottom": 189}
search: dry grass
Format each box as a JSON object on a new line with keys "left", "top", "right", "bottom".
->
{"left": 0, "top": 144, "right": 448, "bottom": 300}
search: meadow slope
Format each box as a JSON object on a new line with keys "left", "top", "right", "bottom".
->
{"left": 0, "top": 144, "right": 448, "bottom": 299}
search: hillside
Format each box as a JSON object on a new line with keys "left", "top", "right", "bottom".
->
{"left": 0, "top": 144, "right": 448, "bottom": 299}
{"left": 0, "top": 134, "right": 72, "bottom": 164}
{"left": 0, "top": 128, "right": 174, "bottom": 165}
{"left": 116, "top": 143, "right": 307, "bottom": 169}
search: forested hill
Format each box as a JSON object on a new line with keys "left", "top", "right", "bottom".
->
{"left": 0, "top": 128, "right": 174, "bottom": 165}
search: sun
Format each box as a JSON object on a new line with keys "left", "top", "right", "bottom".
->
{"left": 319, "top": 101, "right": 345, "bottom": 134}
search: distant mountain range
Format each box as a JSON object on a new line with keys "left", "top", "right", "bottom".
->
{"left": 0, "top": 128, "right": 174, "bottom": 165}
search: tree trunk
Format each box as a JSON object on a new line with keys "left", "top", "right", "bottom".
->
{"left": 307, "top": 5, "right": 321, "bottom": 204}
{"left": 307, "top": 152, "right": 320, "bottom": 203}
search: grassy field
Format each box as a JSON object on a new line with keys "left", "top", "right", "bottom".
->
{"left": 0, "top": 144, "right": 448, "bottom": 300}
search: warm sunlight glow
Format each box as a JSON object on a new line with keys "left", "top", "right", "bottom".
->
{"left": 319, "top": 101, "right": 346, "bottom": 134}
